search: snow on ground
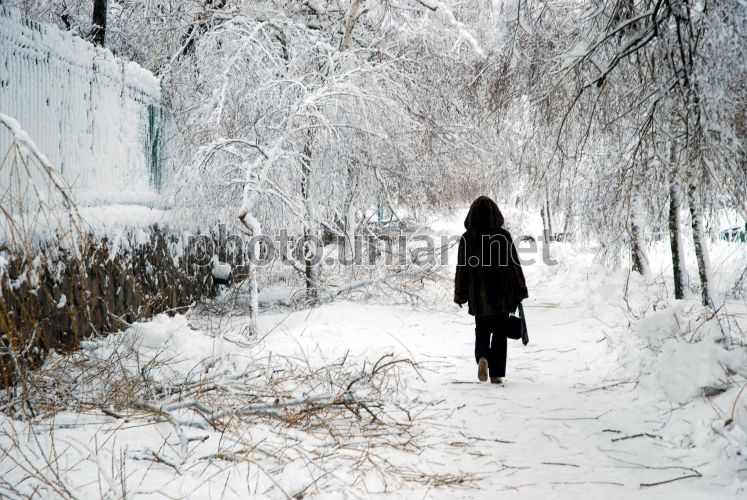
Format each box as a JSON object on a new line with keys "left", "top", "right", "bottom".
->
{"left": 244, "top": 247, "right": 746, "bottom": 498}
{"left": 2, "top": 241, "right": 746, "bottom": 498}
{"left": 77, "top": 205, "right": 173, "bottom": 232}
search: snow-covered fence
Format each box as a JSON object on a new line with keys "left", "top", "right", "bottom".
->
{"left": 0, "top": 7, "right": 165, "bottom": 205}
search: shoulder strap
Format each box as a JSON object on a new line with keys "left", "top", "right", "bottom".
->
{"left": 518, "top": 303, "right": 529, "bottom": 345}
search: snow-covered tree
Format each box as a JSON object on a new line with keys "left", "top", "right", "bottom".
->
{"left": 497, "top": 0, "right": 747, "bottom": 306}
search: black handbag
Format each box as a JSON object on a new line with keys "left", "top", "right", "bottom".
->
{"left": 507, "top": 303, "right": 529, "bottom": 345}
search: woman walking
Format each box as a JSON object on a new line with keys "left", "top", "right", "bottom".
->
{"left": 454, "top": 196, "right": 528, "bottom": 384}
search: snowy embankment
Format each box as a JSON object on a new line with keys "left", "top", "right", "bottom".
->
{"left": 1, "top": 239, "right": 746, "bottom": 498}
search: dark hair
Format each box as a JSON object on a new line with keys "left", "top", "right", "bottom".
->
{"left": 464, "top": 196, "right": 505, "bottom": 233}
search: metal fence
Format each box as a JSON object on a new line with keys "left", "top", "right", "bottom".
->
{"left": 0, "top": 7, "right": 166, "bottom": 205}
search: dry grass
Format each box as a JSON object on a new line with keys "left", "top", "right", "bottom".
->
{"left": 0, "top": 125, "right": 93, "bottom": 391}
{"left": 0, "top": 316, "right": 450, "bottom": 497}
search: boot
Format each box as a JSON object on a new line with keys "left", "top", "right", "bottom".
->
{"left": 477, "top": 358, "right": 488, "bottom": 382}
{"left": 490, "top": 377, "right": 502, "bottom": 384}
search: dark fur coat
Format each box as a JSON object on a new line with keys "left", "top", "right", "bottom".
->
{"left": 454, "top": 196, "right": 529, "bottom": 316}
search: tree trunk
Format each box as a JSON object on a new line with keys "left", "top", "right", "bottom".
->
{"left": 668, "top": 151, "right": 687, "bottom": 299}
{"left": 562, "top": 189, "right": 573, "bottom": 236}
{"left": 540, "top": 206, "right": 551, "bottom": 263}
{"left": 687, "top": 181, "right": 713, "bottom": 307}
{"left": 540, "top": 206, "right": 546, "bottom": 235}
{"left": 344, "top": 202, "right": 357, "bottom": 264}
{"left": 545, "top": 184, "right": 553, "bottom": 239}
{"left": 629, "top": 174, "right": 650, "bottom": 277}
{"left": 91, "top": 0, "right": 107, "bottom": 46}
{"left": 301, "top": 134, "right": 320, "bottom": 305}
{"left": 341, "top": 0, "right": 365, "bottom": 51}
{"left": 237, "top": 212, "right": 261, "bottom": 336}
{"left": 629, "top": 219, "right": 647, "bottom": 275}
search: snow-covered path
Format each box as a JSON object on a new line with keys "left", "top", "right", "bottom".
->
{"left": 3, "top": 249, "right": 743, "bottom": 498}
{"left": 256, "top": 272, "right": 742, "bottom": 498}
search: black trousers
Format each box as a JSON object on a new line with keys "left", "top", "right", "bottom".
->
{"left": 474, "top": 313, "right": 508, "bottom": 378}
